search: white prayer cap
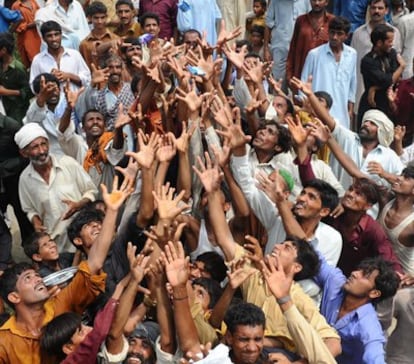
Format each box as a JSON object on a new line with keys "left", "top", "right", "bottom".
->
{"left": 14, "top": 123, "right": 48, "bottom": 149}
{"left": 362, "top": 109, "right": 394, "bottom": 147}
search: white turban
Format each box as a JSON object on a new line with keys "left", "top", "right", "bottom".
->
{"left": 14, "top": 123, "right": 48, "bottom": 149}
{"left": 362, "top": 109, "right": 394, "bottom": 147}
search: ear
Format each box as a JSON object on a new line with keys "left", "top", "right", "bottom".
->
{"left": 368, "top": 289, "right": 381, "bottom": 300}
{"left": 292, "top": 261, "right": 302, "bottom": 275}
{"left": 274, "top": 145, "right": 282, "bottom": 153}
{"left": 72, "top": 237, "right": 83, "bottom": 248}
{"left": 319, "top": 207, "right": 331, "bottom": 218}
{"left": 62, "top": 343, "right": 74, "bottom": 356}
{"left": 7, "top": 291, "right": 21, "bottom": 305}
{"left": 19, "top": 149, "right": 28, "bottom": 158}
{"left": 32, "top": 253, "right": 43, "bottom": 263}
{"left": 225, "top": 330, "right": 233, "bottom": 346}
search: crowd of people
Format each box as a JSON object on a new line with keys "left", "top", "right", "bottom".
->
{"left": 0, "top": 0, "right": 414, "bottom": 363}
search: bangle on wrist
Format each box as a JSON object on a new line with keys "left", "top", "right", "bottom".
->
{"left": 143, "top": 295, "right": 157, "bottom": 308}
{"left": 276, "top": 295, "right": 291, "bottom": 305}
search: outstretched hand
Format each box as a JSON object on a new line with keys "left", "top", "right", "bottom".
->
{"left": 163, "top": 240, "right": 190, "bottom": 288}
{"left": 101, "top": 174, "right": 134, "bottom": 211}
{"left": 193, "top": 152, "right": 224, "bottom": 194}
{"left": 152, "top": 183, "right": 189, "bottom": 221}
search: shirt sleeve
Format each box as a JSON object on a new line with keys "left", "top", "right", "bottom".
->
{"left": 230, "top": 154, "right": 279, "bottom": 231}
{"left": 283, "top": 305, "right": 337, "bottom": 364}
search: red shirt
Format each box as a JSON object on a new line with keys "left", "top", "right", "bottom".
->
{"left": 139, "top": 0, "right": 178, "bottom": 40}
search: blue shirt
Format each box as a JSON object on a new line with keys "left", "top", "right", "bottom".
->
{"left": 314, "top": 257, "right": 386, "bottom": 364}
{"left": 301, "top": 43, "right": 357, "bottom": 129}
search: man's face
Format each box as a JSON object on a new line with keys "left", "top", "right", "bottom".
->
{"left": 12, "top": 269, "right": 50, "bottom": 305}
{"left": 328, "top": 28, "right": 348, "bottom": 49}
{"left": 183, "top": 31, "right": 200, "bottom": 50}
{"left": 24, "top": 137, "right": 50, "bottom": 166}
{"left": 78, "top": 220, "right": 102, "bottom": 250}
{"left": 91, "top": 13, "right": 108, "bottom": 31}
{"left": 116, "top": 4, "right": 134, "bottom": 25}
{"left": 44, "top": 30, "right": 62, "bottom": 50}
{"left": 193, "top": 284, "right": 211, "bottom": 312}
{"left": 107, "top": 60, "right": 123, "bottom": 84}
{"left": 227, "top": 325, "right": 264, "bottom": 364}
{"left": 343, "top": 268, "right": 379, "bottom": 299}
{"left": 369, "top": 1, "right": 388, "bottom": 22}
{"left": 379, "top": 31, "right": 395, "bottom": 53}
{"left": 45, "top": 81, "right": 60, "bottom": 106}
{"left": 342, "top": 184, "right": 371, "bottom": 212}
{"left": 143, "top": 18, "right": 160, "bottom": 37}
{"left": 293, "top": 187, "right": 324, "bottom": 220}
{"left": 125, "top": 44, "right": 142, "bottom": 61}
{"left": 190, "top": 261, "right": 212, "bottom": 280}
{"left": 37, "top": 235, "right": 59, "bottom": 262}
{"left": 83, "top": 111, "right": 105, "bottom": 138}
{"left": 271, "top": 240, "right": 299, "bottom": 272}
{"left": 126, "top": 336, "right": 155, "bottom": 364}
{"left": 391, "top": 173, "right": 414, "bottom": 195}
{"left": 311, "top": 0, "right": 329, "bottom": 13}
{"left": 252, "top": 124, "right": 279, "bottom": 152}
{"left": 358, "top": 120, "right": 378, "bottom": 142}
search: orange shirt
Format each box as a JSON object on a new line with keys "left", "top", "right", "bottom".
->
{"left": 80, "top": 31, "right": 120, "bottom": 70}
{"left": 0, "top": 261, "right": 106, "bottom": 364}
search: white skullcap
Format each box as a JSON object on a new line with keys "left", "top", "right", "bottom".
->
{"left": 14, "top": 123, "right": 48, "bottom": 149}
{"left": 362, "top": 109, "right": 394, "bottom": 147}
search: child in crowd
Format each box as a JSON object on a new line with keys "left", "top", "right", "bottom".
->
{"left": 246, "top": 0, "right": 266, "bottom": 34}
{"left": 23, "top": 232, "right": 78, "bottom": 277}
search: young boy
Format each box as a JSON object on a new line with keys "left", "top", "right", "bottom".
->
{"left": 80, "top": 1, "right": 120, "bottom": 70}
{"left": 23, "top": 232, "right": 76, "bottom": 277}
{"left": 249, "top": 25, "right": 265, "bottom": 59}
{"left": 246, "top": 0, "right": 266, "bottom": 34}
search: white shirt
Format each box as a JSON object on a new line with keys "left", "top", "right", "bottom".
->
{"left": 35, "top": 0, "right": 90, "bottom": 44}
{"left": 19, "top": 154, "right": 97, "bottom": 252}
{"left": 331, "top": 121, "right": 404, "bottom": 189}
{"left": 29, "top": 47, "right": 91, "bottom": 93}
{"left": 231, "top": 153, "right": 342, "bottom": 265}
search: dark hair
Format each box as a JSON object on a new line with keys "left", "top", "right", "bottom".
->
{"left": 121, "top": 36, "right": 141, "bottom": 54}
{"left": 256, "top": 120, "right": 293, "bottom": 154}
{"left": 183, "top": 28, "right": 202, "bottom": 40}
{"left": 23, "top": 232, "right": 51, "bottom": 260}
{"left": 314, "top": 91, "right": 333, "bottom": 109}
{"left": 328, "top": 16, "right": 351, "bottom": 34}
{"left": 67, "top": 208, "right": 104, "bottom": 246}
{"left": 350, "top": 178, "right": 380, "bottom": 205}
{"left": 369, "top": 0, "right": 388, "bottom": 6}
{"left": 0, "top": 262, "right": 34, "bottom": 308}
{"left": 196, "top": 252, "right": 227, "bottom": 283}
{"left": 40, "top": 20, "right": 62, "bottom": 38}
{"left": 82, "top": 108, "right": 104, "bottom": 125}
{"left": 86, "top": 1, "right": 107, "bottom": 17}
{"left": 102, "top": 54, "right": 123, "bottom": 68}
{"left": 235, "top": 39, "right": 250, "bottom": 49}
{"left": 115, "top": 0, "right": 134, "bottom": 10}
{"left": 40, "top": 312, "right": 82, "bottom": 362}
{"left": 139, "top": 12, "right": 160, "bottom": 27}
{"left": 224, "top": 302, "right": 265, "bottom": 334}
{"left": 192, "top": 277, "right": 223, "bottom": 309}
{"left": 402, "top": 166, "right": 414, "bottom": 179}
{"left": 131, "top": 74, "right": 142, "bottom": 94}
{"left": 253, "top": 0, "right": 267, "bottom": 8}
{"left": 357, "top": 257, "right": 400, "bottom": 303}
{"left": 32, "top": 73, "right": 60, "bottom": 94}
{"left": 287, "top": 236, "right": 321, "bottom": 281}
{"left": 250, "top": 25, "right": 265, "bottom": 37}
{"left": 245, "top": 52, "right": 263, "bottom": 62}
{"left": 371, "top": 23, "right": 394, "bottom": 45}
{"left": 303, "top": 179, "right": 339, "bottom": 211}
{"left": 0, "top": 32, "right": 15, "bottom": 54}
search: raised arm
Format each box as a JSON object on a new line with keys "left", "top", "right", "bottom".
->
{"left": 193, "top": 153, "right": 236, "bottom": 261}
{"left": 88, "top": 176, "right": 134, "bottom": 274}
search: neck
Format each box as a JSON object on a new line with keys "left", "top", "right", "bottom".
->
{"left": 298, "top": 217, "right": 320, "bottom": 239}
{"left": 108, "top": 81, "right": 123, "bottom": 94}
{"left": 48, "top": 46, "right": 63, "bottom": 58}
{"left": 341, "top": 294, "right": 369, "bottom": 314}
{"left": 310, "top": 9, "right": 325, "bottom": 18}
{"left": 342, "top": 208, "right": 366, "bottom": 225}
{"left": 393, "top": 194, "right": 414, "bottom": 211}
{"left": 362, "top": 139, "right": 379, "bottom": 153}
{"left": 330, "top": 43, "right": 343, "bottom": 54}
{"left": 1, "top": 53, "right": 12, "bottom": 68}
{"left": 255, "top": 148, "right": 275, "bottom": 164}
{"left": 86, "top": 134, "right": 100, "bottom": 148}
{"left": 92, "top": 27, "right": 107, "bottom": 37}
{"left": 15, "top": 303, "right": 47, "bottom": 336}
{"left": 369, "top": 19, "right": 385, "bottom": 28}
{"left": 58, "top": 0, "right": 69, "bottom": 11}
